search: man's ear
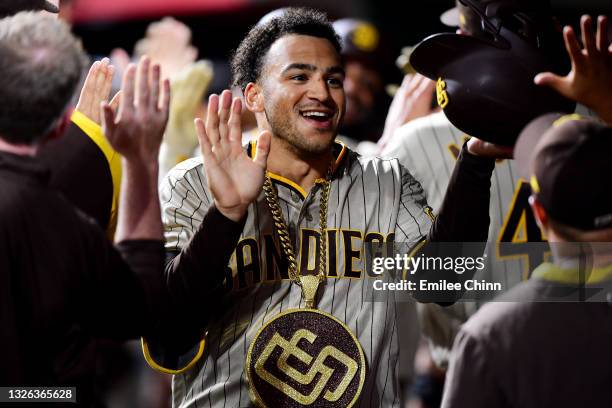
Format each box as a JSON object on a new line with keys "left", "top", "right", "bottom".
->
{"left": 44, "top": 109, "right": 72, "bottom": 143}
{"left": 529, "top": 195, "right": 548, "bottom": 231}
{"left": 244, "top": 82, "right": 264, "bottom": 113}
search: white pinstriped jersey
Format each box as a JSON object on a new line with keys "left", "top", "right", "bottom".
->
{"left": 161, "top": 142, "right": 431, "bottom": 407}
{"left": 381, "top": 111, "right": 535, "bottom": 365}
{"left": 382, "top": 111, "right": 538, "bottom": 292}
{"left": 382, "top": 108, "right": 600, "bottom": 290}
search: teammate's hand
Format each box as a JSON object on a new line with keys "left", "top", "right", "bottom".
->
{"left": 134, "top": 17, "right": 197, "bottom": 80}
{"left": 467, "top": 138, "right": 513, "bottom": 159}
{"left": 535, "top": 15, "right": 612, "bottom": 124}
{"left": 76, "top": 58, "right": 120, "bottom": 125}
{"left": 196, "top": 90, "right": 271, "bottom": 222}
{"left": 101, "top": 56, "right": 171, "bottom": 163}
{"left": 378, "top": 74, "right": 436, "bottom": 150}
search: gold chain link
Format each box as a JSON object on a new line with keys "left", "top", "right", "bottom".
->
{"left": 262, "top": 166, "right": 332, "bottom": 285}
{"left": 315, "top": 174, "right": 331, "bottom": 282}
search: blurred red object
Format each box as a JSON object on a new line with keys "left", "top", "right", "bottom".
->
{"left": 71, "top": 0, "right": 249, "bottom": 23}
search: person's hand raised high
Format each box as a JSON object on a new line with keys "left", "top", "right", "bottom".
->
{"left": 101, "top": 56, "right": 170, "bottom": 163}
{"left": 535, "top": 15, "right": 612, "bottom": 124}
{"left": 196, "top": 90, "right": 271, "bottom": 222}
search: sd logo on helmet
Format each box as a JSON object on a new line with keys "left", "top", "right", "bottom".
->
{"left": 410, "top": 0, "right": 576, "bottom": 146}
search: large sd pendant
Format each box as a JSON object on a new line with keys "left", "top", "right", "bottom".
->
{"left": 246, "top": 308, "right": 366, "bottom": 407}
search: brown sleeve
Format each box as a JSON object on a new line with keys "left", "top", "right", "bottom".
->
{"left": 164, "top": 205, "right": 245, "bottom": 308}
{"left": 150, "top": 206, "right": 245, "bottom": 352}
{"left": 412, "top": 142, "right": 495, "bottom": 304}
{"left": 428, "top": 142, "right": 496, "bottom": 243}
{"left": 76, "top": 228, "right": 167, "bottom": 339}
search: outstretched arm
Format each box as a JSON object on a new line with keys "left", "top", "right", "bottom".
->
{"left": 78, "top": 57, "right": 171, "bottom": 338}
{"left": 535, "top": 15, "right": 612, "bottom": 124}
{"left": 163, "top": 90, "right": 271, "bottom": 288}
{"left": 378, "top": 73, "right": 436, "bottom": 151}
{"left": 162, "top": 89, "right": 272, "bottom": 308}
{"left": 151, "top": 91, "right": 272, "bottom": 358}
{"left": 101, "top": 56, "right": 170, "bottom": 241}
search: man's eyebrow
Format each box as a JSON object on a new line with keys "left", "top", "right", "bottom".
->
{"left": 281, "top": 63, "right": 345, "bottom": 76}
{"left": 281, "top": 63, "right": 317, "bottom": 74}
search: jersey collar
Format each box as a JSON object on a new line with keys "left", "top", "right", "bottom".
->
{"left": 532, "top": 262, "right": 612, "bottom": 285}
{"left": 248, "top": 139, "right": 348, "bottom": 200}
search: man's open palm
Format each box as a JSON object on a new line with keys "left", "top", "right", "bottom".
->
{"left": 196, "top": 90, "right": 271, "bottom": 222}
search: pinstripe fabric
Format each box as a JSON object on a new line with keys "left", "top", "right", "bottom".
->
{"left": 160, "top": 143, "right": 430, "bottom": 407}
{"left": 383, "top": 112, "right": 524, "bottom": 292}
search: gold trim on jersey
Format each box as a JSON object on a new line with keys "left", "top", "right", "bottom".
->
{"left": 248, "top": 139, "right": 348, "bottom": 200}
{"left": 268, "top": 173, "right": 309, "bottom": 199}
{"left": 530, "top": 176, "right": 541, "bottom": 193}
{"left": 71, "top": 110, "right": 122, "bottom": 239}
{"left": 140, "top": 337, "right": 206, "bottom": 375}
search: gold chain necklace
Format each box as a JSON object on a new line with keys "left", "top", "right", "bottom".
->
{"left": 246, "top": 163, "right": 366, "bottom": 408}
{"left": 261, "top": 166, "right": 332, "bottom": 308}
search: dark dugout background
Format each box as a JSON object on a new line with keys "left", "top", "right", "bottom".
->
{"left": 72, "top": 0, "right": 612, "bottom": 90}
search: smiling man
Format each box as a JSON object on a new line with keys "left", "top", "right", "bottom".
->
{"left": 151, "top": 8, "right": 499, "bottom": 407}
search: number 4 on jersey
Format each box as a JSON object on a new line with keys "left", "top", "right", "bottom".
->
{"left": 497, "top": 179, "right": 549, "bottom": 278}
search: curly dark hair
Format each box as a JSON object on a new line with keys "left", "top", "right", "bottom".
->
{"left": 231, "top": 8, "right": 341, "bottom": 91}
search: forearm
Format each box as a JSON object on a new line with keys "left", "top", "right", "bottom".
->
{"left": 148, "top": 206, "right": 244, "bottom": 352}
{"left": 412, "top": 143, "right": 495, "bottom": 304}
{"left": 165, "top": 205, "right": 245, "bottom": 311}
{"left": 428, "top": 142, "right": 495, "bottom": 242}
{"left": 115, "top": 158, "right": 163, "bottom": 242}
{"left": 111, "top": 239, "right": 167, "bottom": 336}
{"left": 81, "top": 234, "right": 167, "bottom": 339}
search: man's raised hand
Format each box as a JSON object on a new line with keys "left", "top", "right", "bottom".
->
{"left": 535, "top": 15, "right": 612, "bottom": 124}
{"left": 101, "top": 56, "right": 170, "bottom": 163}
{"left": 378, "top": 73, "right": 436, "bottom": 151}
{"left": 196, "top": 90, "right": 271, "bottom": 222}
{"left": 76, "top": 58, "right": 120, "bottom": 124}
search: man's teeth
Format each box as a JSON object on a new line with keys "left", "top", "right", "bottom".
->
{"left": 302, "top": 112, "right": 329, "bottom": 118}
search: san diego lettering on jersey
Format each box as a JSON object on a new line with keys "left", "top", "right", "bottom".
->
{"left": 159, "top": 143, "right": 432, "bottom": 407}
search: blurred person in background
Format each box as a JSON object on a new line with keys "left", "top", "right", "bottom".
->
{"left": 1, "top": 0, "right": 122, "bottom": 238}
{"left": 0, "top": 13, "right": 242, "bottom": 405}
{"left": 333, "top": 18, "right": 398, "bottom": 155}
{"left": 131, "top": 17, "right": 214, "bottom": 179}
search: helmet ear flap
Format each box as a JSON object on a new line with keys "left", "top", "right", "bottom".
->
{"left": 461, "top": 0, "right": 551, "bottom": 49}
{"left": 499, "top": 11, "right": 541, "bottom": 47}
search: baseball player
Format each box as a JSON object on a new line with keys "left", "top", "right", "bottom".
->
{"left": 443, "top": 115, "right": 612, "bottom": 408}
{"left": 381, "top": 0, "right": 575, "bottom": 371}
{"left": 147, "top": 8, "right": 502, "bottom": 407}
{"left": 442, "top": 14, "right": 612, "bottom": 408}
{"left": 381, "top": 111, "right": 528, "bottom": 362}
